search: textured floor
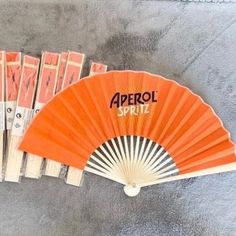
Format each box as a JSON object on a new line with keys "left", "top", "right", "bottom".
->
{"left": 0, "top": 1, "right": 235, "bottom": 236}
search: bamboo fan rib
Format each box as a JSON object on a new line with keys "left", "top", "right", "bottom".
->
{"left": 19, "top": 71, "right": 236, "bottom": 196}
{"left": 85, "top": 136, "right": 178, "bottom": 189}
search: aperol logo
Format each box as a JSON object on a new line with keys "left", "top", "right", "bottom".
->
{"left": 110, "top": 91, "right": 157, "bottom": 117}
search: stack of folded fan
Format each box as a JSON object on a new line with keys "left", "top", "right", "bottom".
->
{"left": 1, "top": 51, "right": 107, "bottom": 187}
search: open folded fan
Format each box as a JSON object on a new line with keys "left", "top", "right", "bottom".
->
{"left": 19, "top": 71, "right": 236, "bottom": 196}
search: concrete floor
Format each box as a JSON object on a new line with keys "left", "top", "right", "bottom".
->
{"left": 0, "top": 1, "right": 235, "bottom": 236}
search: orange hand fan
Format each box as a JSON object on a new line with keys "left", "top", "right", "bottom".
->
{"left": 19, "top": 71, "right": 236, "bottom": 196}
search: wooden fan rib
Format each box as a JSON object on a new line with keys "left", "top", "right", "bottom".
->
{"left": 104, "top": 141, "right": 127, "bottom": 177}
{"left": 142, "top": 143, "right": 159, "bottom": 170}
{"left": 143, "top": 157, "right": 171, "bottom": 178}
{"left": 123, "top": 136, "right": 131, "bottom": 181}
{"left": 134, "top": 138, "right": 152, "bottom": 176}
{"left": 130, "top": 136, "right": 141, "bottom": 181}
{"left": 93, "top": 149, "right": 115, "bottom": 170}
{"left": 144, "top": 147, "right": 164, "bottom": 170}
{"left": 157, "top": 169, "right": 179, "bottom": 179}
{"left": 145, "top": 151, "right": 169, "bottom": 172}
{"left": 117, "top": 137, "right": 130, "bottom": 182}
{"left": 132, "top": 137, "right": 147, "bottom": 177}
{"left": 84, "top": 166, "right": 126, "bottom": 185}
{"left": 141, "top": 161, "right": 177, "bottom": 183}
{"left": 156, "top": 163, "right": 177, "bottom": 175}
{"left": 130, "top": 135, "right": 134, "bottom": 175}
{"left": 134, "top": 136, "right": 140, "bottom": 164}
{"left": 139, "top": 162, "right": 236, "bottom": 188}
{"left": 99, "top": 144, "right": 118, "bottom": 166}
{"left": 140, "top": 139, "right": 153, "bottom": 166}
{"left": 87, "top": 157, "right": 112, "bottom": 174}
{"left": 24, "top": 153, "right": 43, "bottom": 178}
{"left": 130, "top": 135, "right": 142, "bottom": 184}
{"left": 148, "top": 156, "right": 173, "bottom": 174}
{"left": 179, "top": 146, "right": 235, "bottom": 172}
{"left": 110, "top": 138, "right": 128, "bottom": 178}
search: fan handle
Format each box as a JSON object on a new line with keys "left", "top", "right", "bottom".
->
{"left": 124, "top": 184, "right": 141, "bottom": 197}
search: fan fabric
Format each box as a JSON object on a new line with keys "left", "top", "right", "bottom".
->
{"left": 19, "top": 71, "right": 236, "bottom": 178}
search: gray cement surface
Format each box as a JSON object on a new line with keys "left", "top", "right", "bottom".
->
{"left": 0, "top": 1, "right": 235, "bottom": 236}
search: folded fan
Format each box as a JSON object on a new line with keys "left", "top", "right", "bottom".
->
{"left": 0, "top": 51, "right": 5, "bottom": 181}
{"left": 66, "top": 61, "right": 107, "bottom": 186}
{"left": 5, "top": 55, "right": 40, "bottom": 182}
{"left": 44, "top": 51, "right": 85, "bottom": 178}
{"left": 24, "top": 52, "right": 60, "bottom": 179}
{"left": 19, "top": 71, "right": 236, "bottom": 196}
